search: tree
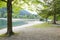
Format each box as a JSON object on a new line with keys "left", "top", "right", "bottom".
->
{"left": 52, "top": 0, "right": 60, "bottom": 24}
{"left": 0, "top": 0, "right": 14, "bottom": 36}
{"left": 38, "top": 0, "right": 60, "bottom": 24}
{"left": 7, "top": 0, "right": 14, "bottom": 36}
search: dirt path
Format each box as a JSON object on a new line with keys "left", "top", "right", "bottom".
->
{"left": 0, "top": 27, "right": 60, "bottom": 40}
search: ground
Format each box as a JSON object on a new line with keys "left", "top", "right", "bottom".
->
{"left": 0, "top": 27, "right": 60, "bottom": 40}
{"left": 0, "top": 22, "right": 60, "bottom": 40}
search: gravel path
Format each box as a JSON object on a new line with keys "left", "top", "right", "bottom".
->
{"left": 0, "top": 27, "right": 60, "bottom": 40}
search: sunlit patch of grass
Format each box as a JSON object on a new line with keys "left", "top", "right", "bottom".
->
{"left": 31, "top": 23, "right": 52, "bottom": 28}
{"left": 29, "top": 23, "right": 60, "bottom": 28}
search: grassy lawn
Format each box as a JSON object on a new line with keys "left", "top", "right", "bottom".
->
{"left": 29, "top": 22, "right": 60, "bottom": 28}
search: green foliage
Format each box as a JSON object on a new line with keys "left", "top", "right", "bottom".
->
{"left": 0, "top": 1, "right": 6, "bottom": 8}
{"left": 1, "top": 0, "right": 60, "bottom": 20}
{"left": 39, "top": 9, "right": 49, "bottom": 18}
{"left": 57, "top": 15, "right": 60, "bottom": 20}
{"left": 38, "top": 0, "right": 60, "bottom": 21}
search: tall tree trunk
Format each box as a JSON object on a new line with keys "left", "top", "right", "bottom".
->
{"left": 53, "top": 0, "right": 56, "bottom": 24}
{"left": 7, "top": 0, "right": 14, "bottom": 36}
{"left": 53, "top": 13, "right": 56, "bottom": 24}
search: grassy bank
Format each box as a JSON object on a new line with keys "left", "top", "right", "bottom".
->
{"left": 29, "top": 22, "right": 60, "bottom": 28}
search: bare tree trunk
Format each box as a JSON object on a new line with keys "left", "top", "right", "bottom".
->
{"left": 7, "top": 0, "right": 14, "bottom": 36}
{"left": 53, "top": 13, "right": 56, "bottom": 24}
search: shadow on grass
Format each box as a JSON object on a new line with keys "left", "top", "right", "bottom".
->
{"left": 0, "top": 32, "right": 19, "bottom": 37}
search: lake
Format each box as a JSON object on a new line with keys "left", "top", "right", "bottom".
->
{"left": 0, "top": 19, "right": 28, "bottom": 29}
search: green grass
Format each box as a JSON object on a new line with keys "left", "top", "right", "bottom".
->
{"left": 0, "top": 32, "right": 17, "bottom": 37}
{"left": 29, "top": 23, "right": 60, "bottom": 28}
{"left": 0, "top": 34, "right": 8, "bottom": 37}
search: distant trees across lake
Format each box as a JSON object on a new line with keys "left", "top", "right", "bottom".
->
{"left": 0, "top": 7, "right": 39, "bottom": 19}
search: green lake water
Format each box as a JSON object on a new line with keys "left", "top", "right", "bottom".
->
{"left": 0, "top": 19, "right": 28, "bottom": 29}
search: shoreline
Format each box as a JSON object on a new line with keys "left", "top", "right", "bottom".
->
{"left": 0, "top": 21, "right": 44, "bottom": 35}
